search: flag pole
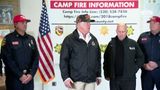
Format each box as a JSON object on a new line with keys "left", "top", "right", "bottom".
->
{"left": 41, "top": 1, "right": 44, "bottom": 90}
{"left": 42, "top": 82, "right": 44, "bottom": 90}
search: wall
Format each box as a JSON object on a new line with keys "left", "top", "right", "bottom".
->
{"left": 20, "top": 0, "right": 41, "bottom": 37}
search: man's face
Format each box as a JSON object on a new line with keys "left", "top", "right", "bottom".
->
{"left": 116, "top": 25, "right": 127, "bottom": 41}
{"left": 15, "top": 21, "right": 27, "bottom": 32}
{"left": 150, "top": 21, "right": 160, "bottom": 32}
{"left": 77, "top": 22, "right": 90, "bottom": 35}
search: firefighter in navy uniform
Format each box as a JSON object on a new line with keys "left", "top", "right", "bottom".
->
{"left": 138, "top": 16, "right": 160, "bottom": 90}
{"left": 1, "top": 14, "right": 39, "bottom": 90}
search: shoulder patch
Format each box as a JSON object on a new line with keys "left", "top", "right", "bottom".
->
{"left": 1, "top": 38, "right": 6, "bottom": 46}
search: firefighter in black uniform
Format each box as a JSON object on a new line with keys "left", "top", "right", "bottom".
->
{"left": 0, "top": 54, "right": 2, "bottom": 76}
{"left": 1, "top": 14, "right": 39, "bottom": 90}
{"left": 0, "top": 54, "right": 3, "bottom": 76}
{"left": 138, "top": 16, "right": 160, "bottom": 90}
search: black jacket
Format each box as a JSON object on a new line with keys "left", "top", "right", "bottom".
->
{"left": 0, "top": 54, "right": 2, "bottom": 76}
{"left": 103, "top": 37, "right": 144, "bottom": 79}
{"left": 1, "top": 31, "right": 39, "bottom": 79}
{"left": 60, "top": 30, "right": 101, "bottom": 83}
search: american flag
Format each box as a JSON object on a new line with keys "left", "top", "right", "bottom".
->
{"left": 38, "top": 0, "right": 55, "bottom": 83}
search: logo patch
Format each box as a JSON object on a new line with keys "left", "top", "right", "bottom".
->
{"left": 129, "top": 46, "right": 135, "bottom": 50}
{"left": 31, "top": 40, "right": 34, "bottom": 45}
{"left": 1, "top": 38, "right": 6, "bottom": 46}
{"left": 141, "top": 37, "right": 148, "bottom": 41}
{"left": 91, "top": 41, "right": 96, "bottom": 46}
{"left": 28, "top": 43, "right": 31, "bottom": 47}
{"left": 12, "top": 41, "right": 19, "bottom": 45}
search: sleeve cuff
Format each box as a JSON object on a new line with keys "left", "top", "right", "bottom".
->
{"left": 96, "top": 77, "right": 101, "bottom": 80}
{"left": 64, "top": 78, "right": 71, "bottom": 82}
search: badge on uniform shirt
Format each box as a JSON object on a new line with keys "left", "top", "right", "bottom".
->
{"left": 141, "top": 37, "right": 148, "bottom": 43}
{"left": 91, "top": 41, "right": 96, "bottom": 46}
{"left": 31, "top": 40, "right": 34, "bottom": 45}
{"left": 129, "top": 46, "right": 135, "bottom": 50}
{"left": 29, "top": 39, "right": 34, "bottom": 49}
{"left": 12, "top": 41, "right": 19, "bottom": 45}
{"left": 28, "top": 43, "right": 31, "bottom": 47}
{"left": 141, "top": 37, "right": 148, "bottom": 41}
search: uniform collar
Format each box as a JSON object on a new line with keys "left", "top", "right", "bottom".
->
{"left": 150, "top": 31, "right": 160, "bottom": 37}
{"left": 14, "top": 30, "right": 28, "bottom": 38}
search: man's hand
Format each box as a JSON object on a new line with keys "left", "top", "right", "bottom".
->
{"left": 143, "top": 61, "right": 158, "bottom": 71}
{"left": 143, "top": 64, "right": 152, "bottom": 71}
{"left": 64, "top": 78, "right": 74, "bottom": 88}
{"left": 148, "top": 61, "right": 158, "bottom": 69}
{"left": 19, "top": 74, "right": 27, "bottom": 82}
{"left": 22, "top": 74, "right": 33, "bottom": 84}
{"left": 96, "top": 78, "right": 101, "bottom": 85}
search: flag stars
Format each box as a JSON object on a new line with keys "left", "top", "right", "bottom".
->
{"left": 39, "top": 1, "right": 51, "bottom": 37}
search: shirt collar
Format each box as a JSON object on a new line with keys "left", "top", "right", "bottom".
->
{"left": 77, "top": 30, "right": 91, "bottom": 43}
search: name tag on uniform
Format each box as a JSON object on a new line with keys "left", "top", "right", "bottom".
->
{"left": 141, "top": 37, "right": 148, "bottom": 41}
{"left": 129, "top": 46, "right": 135, "bottom": 50}
{"left": 12, "top": 41, "right": 19, "bottom": 45}
{"left": 141, "top": 37, "right": 148, "bottom": 43}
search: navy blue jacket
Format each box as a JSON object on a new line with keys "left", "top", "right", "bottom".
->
{"left": 138, "top": 32, "right": 160, "bottom": 67}
{"left": 1, "top": 31, "right": 39, "bottom": 79}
